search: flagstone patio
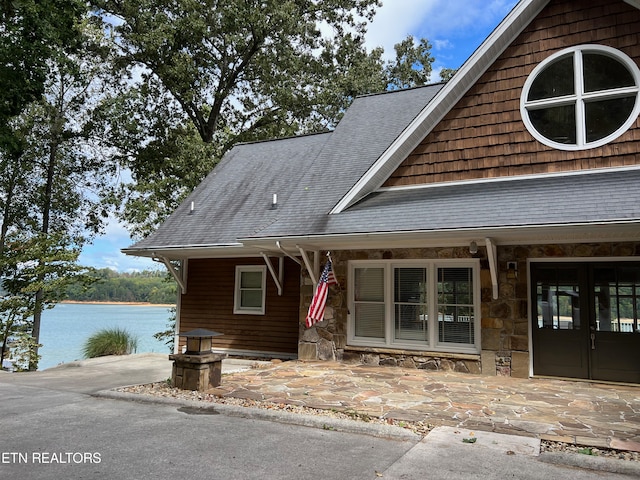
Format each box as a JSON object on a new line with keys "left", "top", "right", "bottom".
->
{"left": 206, "top": 360, "right": 640, "bottom": 452}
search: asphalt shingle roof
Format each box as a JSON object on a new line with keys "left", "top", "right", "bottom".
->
{"left": 129, "top": 132, "right": 329, "bottom": 250}
{"left": 298, "top": 168, "right": 640, "bottom": 236}
{"left": 126, "top": 83, "right": 640, "bottom": 254}
{"left": 128, "top": 85, "right": 445, "bottom": 251}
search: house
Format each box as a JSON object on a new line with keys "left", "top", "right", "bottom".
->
{"left": 124, "top": 0, "right": 640, "bottom": 384}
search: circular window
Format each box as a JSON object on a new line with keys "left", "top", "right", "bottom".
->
{"left": 521, "top": 45, "right": 640, "bottom": 150}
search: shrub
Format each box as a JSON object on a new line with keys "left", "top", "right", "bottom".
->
{"left": 82, "top": 328, "right": 138, "bottom": 358}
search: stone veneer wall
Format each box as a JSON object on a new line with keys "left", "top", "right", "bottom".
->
{"left": 297, "top": 243, "right": 640, "bottom": 378}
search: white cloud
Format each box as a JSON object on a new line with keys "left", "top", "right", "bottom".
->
{"left": 365, "top": 0, "right": 439, "bottom": 57}
{"left": 102, "top": 213, "right": 133, "bottom": 240}
{"left": 365, "top": 0, "right": 518, "bottom": 67}
{"left": 80, "top": 213, "right": 159, "bottom": 272}
{"left": 433, "top": 39, "right": 453, "bottom": 51}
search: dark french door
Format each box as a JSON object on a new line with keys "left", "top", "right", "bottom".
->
{"left": 531, "top": 262, "right": 640, "bottom": 383}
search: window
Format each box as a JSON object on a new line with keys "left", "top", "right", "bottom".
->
{"left": 349, "top": 260, "right": 480, "bottom": 354}
{"left": 521, "top": 45, "right": 640, "bottom": 151}
{"left": 234, "top": 266, "right": 266, "bottom": 314}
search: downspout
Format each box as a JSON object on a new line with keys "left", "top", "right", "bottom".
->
{"left": 173, "top": 286, "right": 183, "bottom": 355}
{"left": 485, "top": 237, "right": 499, "bottom": 299}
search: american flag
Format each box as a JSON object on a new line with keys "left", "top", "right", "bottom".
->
{"left": 305, "top": 259, "right": 338, "bottom": 328}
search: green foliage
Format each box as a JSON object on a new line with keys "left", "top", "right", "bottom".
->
{"left": 66, "top": 269, "right": 178, "bottom": 304}
{"left": 82, "top": 327, "right": 139, "bottom": 358}
{"left": 0, "top": 296, "right": 34, "bottom": 370}
{"left": 0, "top": 0, "right": 86, "bottom": 126}
{"left": 440, "top": 68, "right": 458, "bottom": 82}
{"left": 91, "top": 0, "right": 437, "bottom": 237}
{"left": 0, "top": 232, "right": 93, "bottom": 369}
{"left": 386, "top": 36, "right": 434, "bottom": 90}
{"left": 8, "top": 334, "right": 42, "bottom": 372}
{"left": 153, "top": 307, "right": 176, "bottom": 352}
{"left": 0, "top": 17, "right": 123, "bottom": 368}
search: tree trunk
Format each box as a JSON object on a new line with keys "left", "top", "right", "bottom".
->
{"left": 29, "top": 127, "right": 59, "bottom": 371}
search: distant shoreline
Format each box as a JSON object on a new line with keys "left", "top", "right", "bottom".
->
{"left": 61, "top": 300, "right": 176, "bottom": 307}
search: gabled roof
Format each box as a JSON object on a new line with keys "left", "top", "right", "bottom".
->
{"left": 125, "top": 0, "right": 640, "bottom": 260}
{"left": 330, "top": 0, "right": 640, "bottom": 213}
{"left": 124, "top": 84, "right": 445, "bottom": 258}
{"left": 125, "top": 132, "right": 330, "bottom": 256}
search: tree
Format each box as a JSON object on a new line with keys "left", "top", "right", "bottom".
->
{"left": 0, "top": 233, "right": 90, "bottom": 370}
{"left": 385, "top": 36, "right": 434, "bottom": 90}
{"left": 90, "top": 0, "right": 406, "bottom": 237}
{"left": 0, "top": 0, "right": 86, "bottom": 142}
{"left": 0, "top": 19, "right": 120, "bottom": 369}
{"left": 440, "top": 68, "right": 458, "bottom": 82}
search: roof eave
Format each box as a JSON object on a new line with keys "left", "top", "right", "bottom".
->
{"left": 121, "top": 220, "right": 640, "bottom": 261}
{"left": 240, "top": 221, "right": 640, "bottom": 252}
{"left": 121, "top": 243, "right": 265, "bottom": 260}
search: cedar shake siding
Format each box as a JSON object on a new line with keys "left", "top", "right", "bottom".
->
{"left": 179, "top": 258, "right": 300, "bottom": 355}
{"left": 384, "top": 0, "right": 640, "bottom": 188}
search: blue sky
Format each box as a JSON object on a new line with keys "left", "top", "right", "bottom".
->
{"left": 79, "top": 0, "right": 519, "bottom": 272}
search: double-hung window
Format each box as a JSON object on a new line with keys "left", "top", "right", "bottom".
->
{"left": 349, "top": 260, "right": 480, "bottom": 354}
{"left": 234, "top": 265, "right": 266, "bottom": 314}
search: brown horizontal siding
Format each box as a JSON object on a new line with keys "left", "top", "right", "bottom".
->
{"left": 178, "top": 257, "right": 300, "bottom": 355}
{"left": 385, "top": 0, "right": 640, "bottom": 187}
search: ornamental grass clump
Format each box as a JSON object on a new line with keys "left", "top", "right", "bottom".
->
{"left": 82, "top": 328, "right": 138, "bottom": 358}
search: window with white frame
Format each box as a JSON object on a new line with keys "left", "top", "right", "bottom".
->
{"left": 234, "top": 265, "right": 266, "bottom": 314}
{"left": 348, "top": 260, "right": 480, "bottom": 354}
{"left": 521, "top": 45, "right": 640, "bottom": 151}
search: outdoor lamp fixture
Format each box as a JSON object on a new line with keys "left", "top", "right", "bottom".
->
{"left": 507, "top": 262, "right": 518, "bottom": 280}
{"left": 469, "top": 241, "right": 478, "bottom": 255}
{"left": 171, "top": 328, "right": 226, "bottom": 391}
{"left": 182, "top": 328, "right": 223, "bottom": 355}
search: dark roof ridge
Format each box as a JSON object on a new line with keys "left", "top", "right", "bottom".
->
{"left": 234, "top": 129, "right": 332, "bottom": 147}
{"left": 353, "top": 82, "right": 447, "bottom": 100}
{"left": 231, "top": 85, "right": 445, "bottom": 148}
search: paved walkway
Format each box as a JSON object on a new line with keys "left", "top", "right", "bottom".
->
{"left": 209, "top": 361, "right": 640, "bottom": 452}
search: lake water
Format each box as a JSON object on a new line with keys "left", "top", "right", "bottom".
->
{"left": 37, "top": 303, "right": 174, "bottom": 370}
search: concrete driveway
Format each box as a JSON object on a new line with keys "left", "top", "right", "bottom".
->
{"left": 2, "top": 354, "right": 639, "bottom": 479}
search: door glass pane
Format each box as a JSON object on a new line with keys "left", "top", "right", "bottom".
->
{"left": 354, "top": 267, "right": 385, "bottom": 339}
{"left": 528, "top": 104, "right": 576, "bottom": 144}
{"left": 528, "top": 54, "right": 575, "bottom": 101}
{"left": 394, "top": 268, "right": 428, "bottom": 342}
{"left": 585, "top": 96, "right": 636, "bottom": 142}
{"left": 535, "top": 267, "right": 580, "bottom": 330}
{"left": 437, "top": 268, "right": 474, "bottom": 345}
{"left": 593, "top": 266, "right": 640, "bottom": 333}
{"left": 583, "top": 53, "right": 635, "bottom": 92}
